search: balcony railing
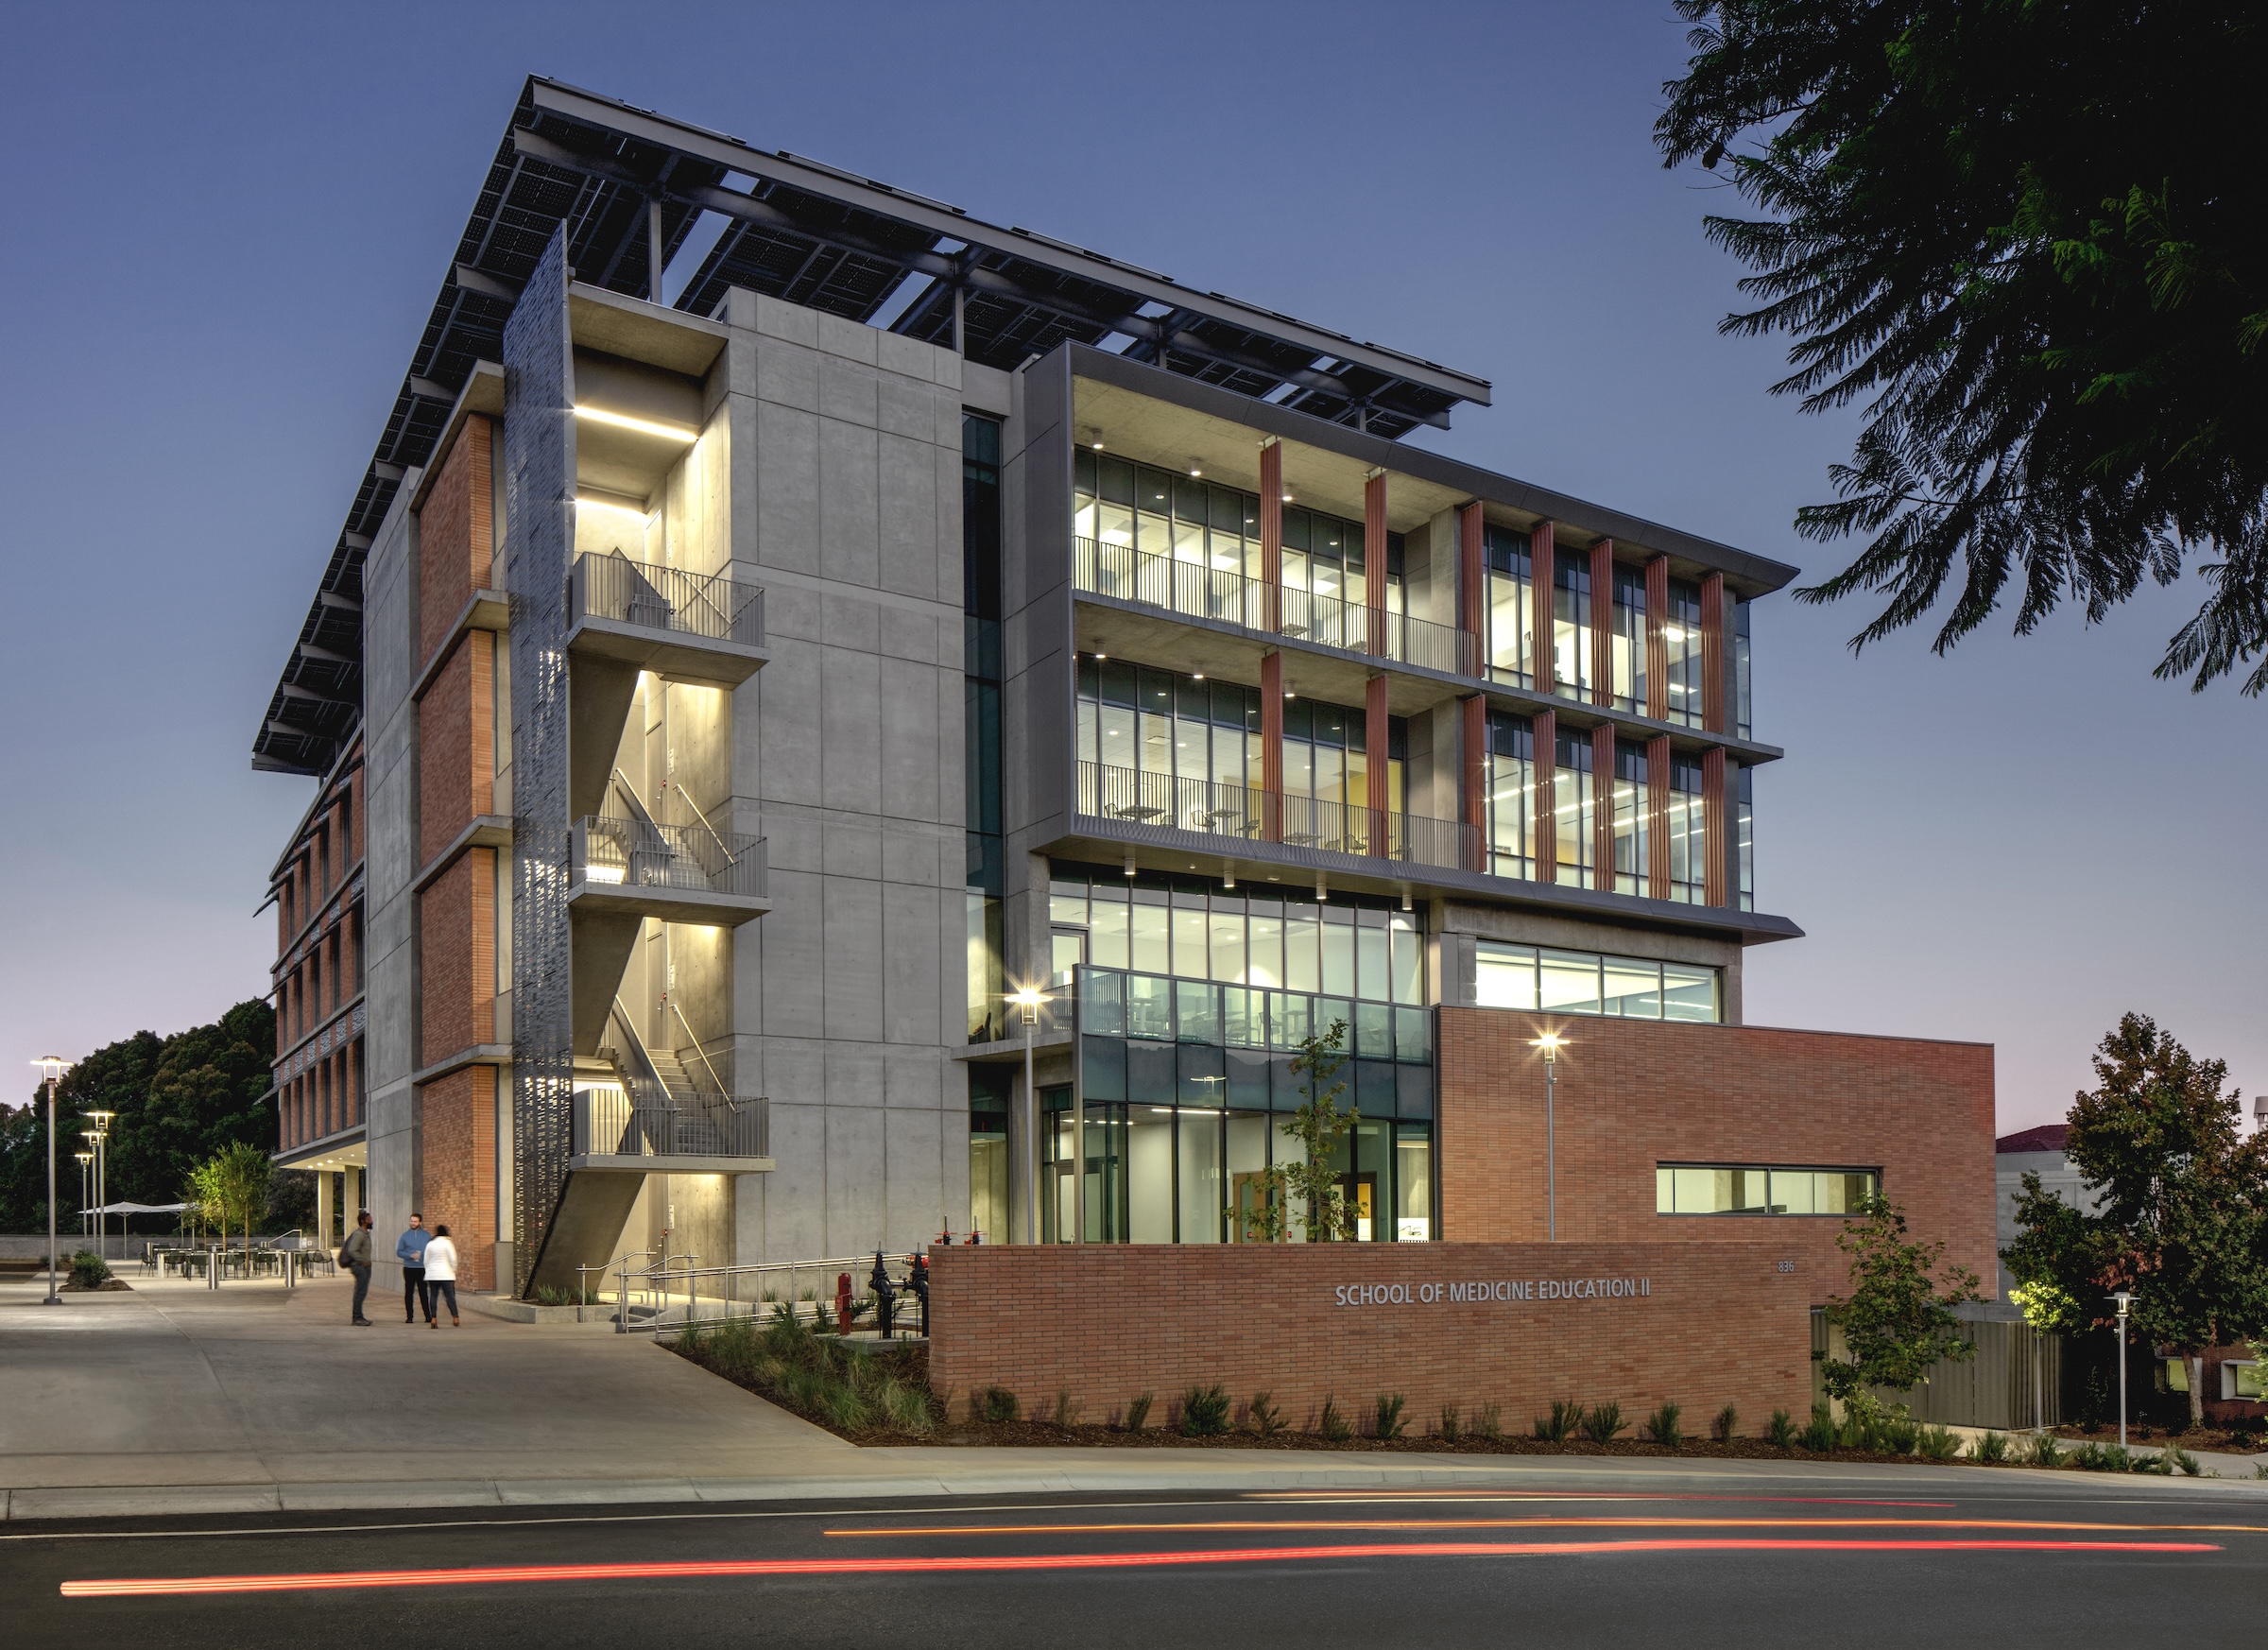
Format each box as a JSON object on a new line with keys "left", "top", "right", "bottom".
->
{"left": 572, "top": 1087, "right": 769, "bottom": 1160}
{"left": 1074, "top": 537, "right": 1475, "bottom": 677}
{"left": 574, "top": 815, "right": 767, "bottom": 900}
{"left": 573, "top": 550, "right": 764, "bottom": 648}
{"left": 1076, "top": 760, "right": 1474, "bottom": 873}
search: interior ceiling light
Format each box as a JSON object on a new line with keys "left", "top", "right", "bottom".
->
{"left": 574, "top": 405, "right": 698, "bottom": 443}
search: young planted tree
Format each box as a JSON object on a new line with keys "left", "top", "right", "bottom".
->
{"left": 1819, "top": 1195, "right": 1983, "bottom": 1404}
{"left": 2005, "top": 1014, "right": 2268, "bottom": 1426}
{"left": 211, "top": 1141, "right": 274, "bottom": 1254}
{"left": 1228, "top": 1019, "right": 1363, "bottom": 1243}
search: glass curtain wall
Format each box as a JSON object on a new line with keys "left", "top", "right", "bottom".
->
{"left": 1553, "top": 726, "right": 1595, "bottom": 888}
{"left": 1485, "top": 712, "right": 1535, "bottom": 881}
{"left": 1610, "top": 563, "right": 1646, "bottom": 713}
{"left": 967, "top": 1066, "right": 1012, "bottom": 1242}
{"left": 1610, "top": 740, "right": 1648, "bottom": 896}
{"left": 1737, "top": 765, "right": 1755, "bottom": 912}
{"left": 1552, "top": 550, "right": 1592, "bottom": 701}
{"left": 1475, "top": 939, "right": 1721, "bottom": 1023}
{"left": 964, "top": 414, "right": 1005, "bottom": 1040}
{"left": 1733, "top": 598, "right": 1753, "bottom": 739}
{"left": 1050, "top": 865, "right": 1433, "bottom": 1244}
{"left": 1074, "top": 659, "right": 1261, "bottom": 828}
{"left": 1667, "top": 752, "right": 1707, "bottom": 904}
{"left": 1484, "top": 524, "right": 1533, "bottom": 687}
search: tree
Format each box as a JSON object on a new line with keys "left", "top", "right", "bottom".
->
{"left": 1820, "top": 1195, "right": 1983, "bottom": 1402}
{"left": 1655, "top": 4, "right": 2268, "bottom": 695}
{"left": 0, "top": 999, "right": 276, "bottom": 1232}
{"left": 206, "top": 1142, "right": 273, "bottom": 1254}
{"left": 2006, "top": 1013, "right": 2268, "bottom": 1425}
{"left": 1231, "top": 1020, "right": 1363, "bottom": 1244}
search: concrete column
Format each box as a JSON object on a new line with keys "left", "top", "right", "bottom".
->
{"left": 1701, "top": 571, "right": 1727, "bottom": 733}
{"left": 1590, "top": 722, "right": 1616, "bottom": 891}
{"left": 345, "top": 1162, "right": 363, "bottom": 1221}
{"left": 1589, "top": 538, "right": 1615, "bottom": 708}
{"left": 1456, "top": 501, "right": 1484, "bottom": 676}
{"left": 1261, "top": 648, "right": 1284, "bottom": 841}
{"left": 1365, "top": 672, "right": 1390, "bottom": 855}
{"left": 1703, "top": 748, "right": 1728, "bottom": 906}
{"left": 1533, "top": 709, "right": 1557, "bottom": 884}
{"left": 1260, "top": 438, "right": 1283, "bottom": 633}
{"left": 1646, "top": 733, "right": 1672, "bottom": 902}
{"left": 1645, "top": 556, "right": 1670, "bottom": 720}
{"left": 316, "top": 1169, "right": 334, "bottom": 1248}
{"left": 1530, "top": 522, "right": 1556, "bottom": 693}
{"left": 1364, "top": 468, "right": 1388, "bottom": 656}
{"left": 1459, "top": 693, "right": 1486, "bottom": 871}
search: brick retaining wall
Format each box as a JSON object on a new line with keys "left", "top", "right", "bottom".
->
{"left": 928, "top": 1241, "right": 1809, "bottom": 1434}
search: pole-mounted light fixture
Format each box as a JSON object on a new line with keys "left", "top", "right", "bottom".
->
{"left": 1531, "top": 1034, "right": 1564, "bottom": 1242}
{"left": 2110, "top": 1290, "right": 2133, "bottom": 1451}
{"left": 34, "top": 1056, "right": 70, "bottom": 1306}
{"left": 1008, "top": 987, "right": 1050, "bottom": 1247}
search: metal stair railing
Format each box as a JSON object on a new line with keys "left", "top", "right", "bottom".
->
{"left": 603, "top": 1250, "right": 926, "bottom": 1336}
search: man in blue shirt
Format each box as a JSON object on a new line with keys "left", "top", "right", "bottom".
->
{"left": 395, "top": 1213, "right": 431, "bottom": 1324}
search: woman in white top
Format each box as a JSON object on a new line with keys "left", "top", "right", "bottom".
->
{"left": 421, "top": 1224, "right": 460, "bottom": 1327}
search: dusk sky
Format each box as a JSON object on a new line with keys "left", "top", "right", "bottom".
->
{"left": 2, "top": 1, "right": 2258, "bottom": 1131}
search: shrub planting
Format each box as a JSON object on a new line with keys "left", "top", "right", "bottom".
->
{"left": 1474, "top": 1403, "right": 1503, "bottom": 1442}
{"left": 68, "top": 1251, "right": 111, "bottom": 1290}
{"left": 671, "top": 1307, "right": 932, "bottom": 1437}
{"left": 1318, "top": 1396, "right": 1353, "bottom": 1442}
{"left": 1123, "top": 1391, "right": 1154, "bottom": 1432}
{"left": 1248, "top": 1391, "right": 1285, "bottom": 1436}
{"left": 1767, "top": 1408, "right": 1797, "bottom": 1448}
{"left": 1436, "top": 1404, "right": 1461, "bottom": 1443}
{"left": 1535, "top": 1400, "right": 1583, "bottom": 1443}
{"left": 1969, "top": 1431, "right": 2010, "bottom": 1463}
{"left": 1180, "top": 1384, "right": 1231, "bottom": 1437}
{"left": 1712, "top": 1404, "right": 1739, "bottom": 1443}
{"left": 1643, "top": 1402, "right": 1683, "bottom": 1448}
{"left": 2028, "top": 1431, "right": 2065, "bottom": 1467}
{"left": 1916, "top": 1424, "right": 1961, "bottom": 1461}
{"left": 1053, "top": 1390, "right": 1079, "bottom": 1428}
{"left": 1801, "top": 1404, "right": 1837, "bottom": 1452}
{"left": 1373, "top": 1393, "right": 1408, "bottom": 1440}
{"left": 1581, "top": 1401, "right": 1629, "bottom": 1444}
{"left": 981, "top": 1385, "right": 1020, "bottom": 1423}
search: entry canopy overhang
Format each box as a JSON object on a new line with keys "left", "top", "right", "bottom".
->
{"left": 252, "top": 76, "right": 1494, "bottom": 779}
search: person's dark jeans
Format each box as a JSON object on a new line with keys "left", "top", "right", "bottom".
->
{"left": 350, "top": 1264, "right": 372, "bottom": 1321}
{"left": 403, "top": 1265, "right": 425, "bottom": 1322}
{"left": 428, "top": 1280, "right": 458, "bottom": 1320}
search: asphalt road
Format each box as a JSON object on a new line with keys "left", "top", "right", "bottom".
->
{"left": 8, "top": 1472, "right": 2263, "bottom": 1648}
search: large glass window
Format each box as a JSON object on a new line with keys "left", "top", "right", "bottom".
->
{"left": 1610, "top": 740, "right": 1647, "bottom": 896}
{"left": 1657, "top": 1164, "right": 1880, "bottom": 1215}
{"left": 1736, "top": 765, "right": 1755, "bottom": 913}
{"left": 1733, "top": 597, "right": 1753, "bottom": 740}
{"left": 1474, "top": 940, "right": 1722, "bottom": 1023}
{"left": 1552, "top": 549, "right": 1591, "bottom": 701}
{"left": 1553, "top": 726, "right": 1594, "bottom": 889}
{"left": 1664, "top": 577, "right": 1705, "bottom": 729}
{"left": 967, "top": 1067, "right": 1011, "bottom": 1242}
{"left": 1610, "top": 563, "right": 1646, "bottom": 713}
{"left": 964, "top": 414, "right": 1005, "bottom": 1040}
{"left": 1075, "top": 659, "right": 1262, "bottom": 831}
{"left": 1667, "top": 752, "right": 1707, "bottom": 905}
{"left": 1485, "top": 713, "right": 1534, "bottom": 882}
{"left": 1485, "top": 524, "right": 1534, "bottom": 688}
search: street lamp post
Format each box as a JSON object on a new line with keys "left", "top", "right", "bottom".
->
{"left": 35, "top": 1057, "right": 69, "bottom": 1305}
{"left": 87, "top": 1111, "right": 113, "bottom": 1262}
{"left": 1530, "top": 1034, "right": 1563, "bottom": 1242}
{"left": 1007, "top": 988, "right": 1048, "bottom": 1245}
{"left": 76, "top": 1152, "right": 93, "bottom": 1240}
{"left": 2111, "top": 1290, "right": 2132, "bottom": 1451}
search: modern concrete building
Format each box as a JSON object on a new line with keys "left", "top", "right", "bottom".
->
{"left": 255, "top": 78, "right": 1992, "bottom": 1302}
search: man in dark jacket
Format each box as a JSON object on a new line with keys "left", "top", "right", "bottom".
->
{"left": 395, "top": 1213, "right": 431, "bottom": 1324}
{"left": 343, "top": 1212, "right": 375, "bottom": 1326}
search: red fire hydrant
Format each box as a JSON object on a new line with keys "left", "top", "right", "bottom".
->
{"left": 834, "top": 1271, "right": 853, "bottom": 1335}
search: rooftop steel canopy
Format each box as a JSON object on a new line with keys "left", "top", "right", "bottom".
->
{"left": 252, "top": 77, "right": 1493, "bottom": 777}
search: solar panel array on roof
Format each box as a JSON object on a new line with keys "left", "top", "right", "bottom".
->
{"left": 253, "top": 77, "right": 1490, "bottom": 777}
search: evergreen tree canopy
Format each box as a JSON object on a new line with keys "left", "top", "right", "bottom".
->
{"left": 1656, "top": 3, "right": 2268, "bottom": 694}
{"left": 0, "top": 999, "right": 275, "bottom": 1230}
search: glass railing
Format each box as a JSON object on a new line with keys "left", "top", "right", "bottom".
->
{"left": 1075, "top": 967, "right": 1431, "bottom": 1063}
{"left": 574, "top": 815, "right": 767, "bottom": 900}
{"left": 1075, "top": 761, "right": 1474, "bottom": 872}
{"left": 573, "top": 550, "right": 765, "bottom": 647}
{"left": 1074, "top": 537, "right": 1474, "bottom": 676}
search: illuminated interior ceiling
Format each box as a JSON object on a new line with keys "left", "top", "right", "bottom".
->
{"left": 252, "top": 76, "right": 1491, "bottom": 777}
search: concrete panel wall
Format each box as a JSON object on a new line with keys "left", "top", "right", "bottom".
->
{"left": 717, "top": 289, "right": 968, "bottom": 1262}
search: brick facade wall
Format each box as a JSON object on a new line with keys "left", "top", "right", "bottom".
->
{"left": 928, "top": 1241, "right": 1811, "bottom": 1434}
{"left": 418, "top": 415, "right": 492, "bottom": 665}
{"left": 1436, "top": 1006, "right": 1999, "bottom": 1293}
{"left": 417, "top": 847, "right": 495, "bottom": 1063}
{"left": 417, "top": 1064, "right": 497, "bottom": 1291}
{"left": 415, "top": 631, "right": 493, "bottom": 868}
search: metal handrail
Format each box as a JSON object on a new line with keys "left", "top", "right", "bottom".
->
{"left": 576, "top": 815, "right": 767, "bottom": 899}
{"left": 606, "top": 1251, "right": 921, "bottom": 1337}
{"left": 573, "top": 549, "right": 764, "bottom": 647}
{"left": 1073, "top": 536, "right": 1475, "bottom": 677}
{"left": 670, "top": 782, "right": 731, "bottom": 861}
{"left": 665, "top": 995, "right": 730, "bottom": 1098}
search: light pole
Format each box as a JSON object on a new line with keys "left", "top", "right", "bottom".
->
{"left": 76, "top": 1152, "right": 93, "bottom": 1240}
{"left": 35, "top": 1057, "right": 69, "bottom": 1305}
{"left": 1008, "top": 987, "right": 1047, "bottom": 1244}
{"left": 87, "top": 1111, "right": 113, "bottom": 1263}
{"left": 2111, "top": 1290, "right": 2132, "bottom": 1451}
{"left": 1531, "top": 1033, "right": 1563, "bottom": 1242}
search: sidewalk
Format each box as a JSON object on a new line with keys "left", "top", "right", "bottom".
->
{"left": 7, "top": 1276, "right": 2265, "bottom": 1521}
